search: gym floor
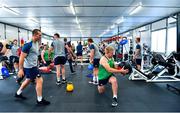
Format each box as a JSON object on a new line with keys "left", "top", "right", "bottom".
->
{"left": 0, "top": 65, "right": 180, "bottom": 112}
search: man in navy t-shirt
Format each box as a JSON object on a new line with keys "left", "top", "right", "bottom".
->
{"left": 15, "top": 29, "right": 50, "bottom": 105}
{"left": 76, "top": 41, "right": 83, "bottom": 65}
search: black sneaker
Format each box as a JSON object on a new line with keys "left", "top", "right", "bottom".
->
{"left": 71, "top": 71, "right": 76, "bottom": 74}
{"left": 56, "top": 81, "right": 61, "bottom": 85}
{"left": 16, "top": 80, "right": 22, "bottom": 86}
{"left": 14, "top": 93, "right": 27, "bottom": 100}
{"left": 37, "top": 98, "right": 50, "bottom": 105}
{"left": 62, "top": 79, "right": 67, "bottom": 84}
{"left": 112, "top": 97, "right": 118, "bottom": 107}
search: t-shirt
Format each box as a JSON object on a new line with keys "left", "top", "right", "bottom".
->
{"left": 11, "top": 45, "right": 19, "bottom": 57}
{"left": 51, "top": 39, "right": 65, "bottom": 58}
{"left": 22, "top": 41, "right": 39, "bottom": 68}
{"left": 76, "top": 44, "right": 83, "bottom": 53}
{"left": 89, "top": 43, "right": 102, "bottom": 59}
{"left": 135, "top": 44, "right": 142, "bottom": 59}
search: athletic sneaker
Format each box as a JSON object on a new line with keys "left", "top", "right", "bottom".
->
{"left": 93, "top": 81, "right": 99, "bottom": 85}
{"left": 56, "top": 81, "right": 61, "bottom": 85}
{"left": 62, "top": 79, "right": 67, "bottom": 84}
{"left": 88, "top": 80, "right": 94, "bottom": 84}
{"left": 71, "top": 71, "right": 76, "bottom": 74}
{"left": 37, "top": 98, "right": 50, "bottom": 105}
{"left": 14, "top": 93, "right": 27, "bottom": 100}
{"left": 111, "top": 97, "right": 118, "bottom": 107}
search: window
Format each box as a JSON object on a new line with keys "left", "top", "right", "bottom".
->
{"left": 167, "top": 27, "right": 177, "bottom": 54}
{"left": 151, "top": 29, "right": 166, "bottom": 53}
{"left": 6, "top": 25, "right": 18, "bottom": 41}
{"left": 0, "top": 23, "right": 5, "bottom": 40}
{"left": 19, "top": 29, "right": 28, "bottom": 43}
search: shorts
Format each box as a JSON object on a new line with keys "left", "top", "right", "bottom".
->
{"left": 76, "top": 52, "right": 82, "bottom": 56}
{"left": 93, "top": 59, "right": 100, "bottom": 68}
{"left": 98, "top": 74, "right": 114, "bottom": 86}
{"left": 38, "top": 55, "right": 42, "bottom": 62}
{"left": 45, "top": 60, "right": 51, "bottom": 66}
{"left": 10, "top": 56, "right": 19, "bottom": 63}
{"left": 54, "top": 56, "right": 67, "bottom": 65}
{"left": 24, "top": 67, "right": 40, "bottom": 80}
{"left": 136, "top": 59, "right": 142, "bottom": 65}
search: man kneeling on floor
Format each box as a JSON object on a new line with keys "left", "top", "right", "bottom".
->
{"left": 98, "top": 46, "right": 129, "bottom": 107}
{"left": 14, "top": 29, "right": 50, "bottom": 105}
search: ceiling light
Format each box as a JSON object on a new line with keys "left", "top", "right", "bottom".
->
{"left": 129, "top": 2, "right": 142, "bottom": 15}
{"left": 115, "top": 16, "right": 124, "bottom": 24}
{"left": 75, "top": 17, "right": 79, "bottom": 24}
{"left": 70, "top": 2, "right": 76, "bottom": 15}
{"left": 110, "top": 24, "right": 115, "bottom": 29}
{"left": 28, "top": 17, "right": 39, "bottom": 23}
{"left": 2, "top": 4, "right": 21, "bottom": 15}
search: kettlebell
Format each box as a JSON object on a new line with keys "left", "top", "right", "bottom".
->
{"left": 66, "top": 82, "right": 74, "bottom": 92}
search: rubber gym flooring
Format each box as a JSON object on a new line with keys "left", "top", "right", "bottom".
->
{"left": 0, "top": 65, "right": 180, "bottom": 112}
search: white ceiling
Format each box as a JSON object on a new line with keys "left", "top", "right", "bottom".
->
{"left": 0, "top": 0, "right": 180, "bottom": 37}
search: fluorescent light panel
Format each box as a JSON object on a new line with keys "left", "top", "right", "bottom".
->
{"left": 70, "top": 2, "right": 76, "bottom": 15}
{"left": 116, "top": 16, "right": 124, "bottom": 24}
{"left": 2, "top": 4, "right": 21, "bottom": 15}
{"left": 129, "top": 2, "right": 142, "bottom": 15}
{"left": 28, "top": 17, "right": 39, "bottom": 23}
{"left": 76, "top": 17, "right": 79, "bottom": 24}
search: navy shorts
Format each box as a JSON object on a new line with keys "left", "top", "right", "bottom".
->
{"left": 98, "top": 74, "right": 114, "bottom": 86}
{"left": 10, "top": 56, "right": 19, "bottom": 63}
{"left": 93, "top": 59, "right": 100, "bottom": 68}
{"left": 24, "top": 67, "right": 40, "bottom": 80}
{"left": 76, "top": 52, "right": 82, "bottom": 56}
{"left": 54, "top": 56, "right": 67, "bottom": 65}
{"left": 136, "top": 59, "right": 142, "bottom": 65}
{"left": 44, "top": 60, "right": 51, "bottom": 66}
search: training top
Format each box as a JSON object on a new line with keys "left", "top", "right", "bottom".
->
{"left": 98, "top": 57, "right": 114, "bottom": 80}
{"left": 135, "top": 43, "right": 142, "bottom": 59}
{"left": 76, "top": 44, "right": 83, "bottom": 53}
{"left": 51, "top": 38, "right": 65, "bottom": 58}
{"left": 11, "top": 45, "right": 19, "bottom": 57}
{"left": 89, "top": 43, "right": 102, "bottom": 59}
{"left": 22, "top": 40, "right": 39, "bottom": 68}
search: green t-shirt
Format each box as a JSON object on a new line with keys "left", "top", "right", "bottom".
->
{"left": 98, "top": 57, "right": 114, "bottom": 80}
{"left": 44, "top": 50, "right": 49, "bottom": 61}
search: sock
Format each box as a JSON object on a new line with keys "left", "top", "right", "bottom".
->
{"left": 93, "top": 76, "right": 96, "bottom": 82}
{"left": 113, "top": 95, "right": 117, "bottom": 99}
{"left": 17, "top": 89, "right": 22, "bottom": 95}
{"left": 96, "top": 76, "right": 98, "bottom": 82}
{"left": 57, "top": 77, "right": 60, "bottom": 82}
{"left": 62, "top": 74, "right": 65, "bottom": 80}
{"left": 15, "top": 68, "right": 18, "bottom": 72}
{"left": 37, "top": 96, "right": 42, "bottom": 102}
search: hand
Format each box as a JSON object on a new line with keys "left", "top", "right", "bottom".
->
{"left": 43, "top": 61, "right": 46, "bottom": 64}
{"left": 90, "top": 60, "right": 93, "bottom": 64}
{"left": 120, "top": 68, "right": 129, "bottom": 75}
{"left": 18, "top": 69, "right": 24, "bottom": 78}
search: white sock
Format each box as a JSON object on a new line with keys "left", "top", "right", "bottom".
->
{"left": 57, "top": 77, "right": 60, "bottom": 82}
{"left": 17, "top": 89, "right": 22, "bottom": 95}
{"left": 113, "top": 95, "right": 117, "bottom": 99}
{"left": 37, "top": 96, "right": 42, "bottom": 102}
{"left": 15, "top": 68, "right": 18, "bottom": 72}
{"left": 96, "top": 76, "right": 98, "bottom": 82}
{"left": 93, "top": 76, "right": 96, "bottom": 82}
{"left": 62, "top": 74, "right": 65, "bottom": 80}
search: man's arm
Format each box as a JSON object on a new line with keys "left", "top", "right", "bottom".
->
{"left": 101, "top": 57, "right": 128, "bottom": 74}
{"left": 41, "top": 50, "right": 46, "bottom": 64}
